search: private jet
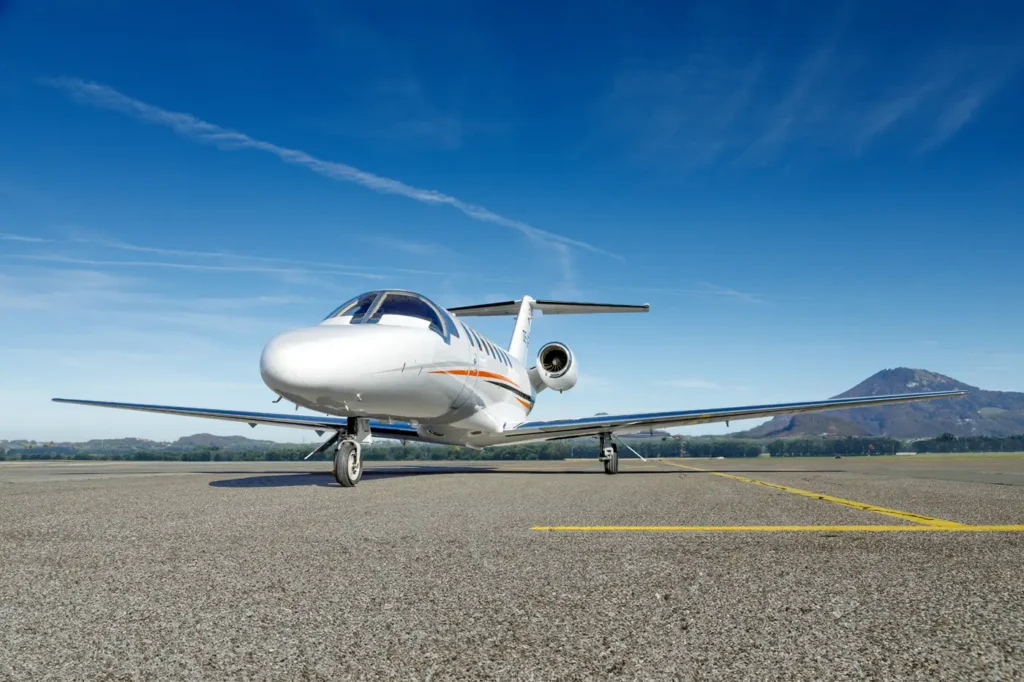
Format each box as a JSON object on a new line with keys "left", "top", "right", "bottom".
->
{"left": 54, "top": 290, "right": 966, "bottom": 486}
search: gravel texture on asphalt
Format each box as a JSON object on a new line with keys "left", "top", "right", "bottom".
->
{"left": 2, "top": 457, "right": 1023, "bottom": 680}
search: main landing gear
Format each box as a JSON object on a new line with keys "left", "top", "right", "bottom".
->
{"left": 599, "top": 433, "right": 618, "bottom": 475}
{"left": 333, "top": 417, "right": 371, "bottom": 487}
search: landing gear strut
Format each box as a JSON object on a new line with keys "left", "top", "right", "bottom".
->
{"left": 333, "top": 417, "right": 371, "bottom": 487}
{"left": 599, "top": 433, "right": 618, "bottom": 475}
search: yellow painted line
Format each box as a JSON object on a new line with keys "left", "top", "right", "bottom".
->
{"left": 660, "top": 459, "right": 966, "bottom": 527}
{"left": 532, "top": 525, "right": 1024, "bottom": 532}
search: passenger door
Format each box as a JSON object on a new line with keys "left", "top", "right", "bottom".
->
{"left": 449, "top": 340, "right": 481, "bottom": 410}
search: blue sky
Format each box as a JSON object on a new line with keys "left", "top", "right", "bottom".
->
{"left": 1, "top": 0, "right": 1022, "bottom": 441}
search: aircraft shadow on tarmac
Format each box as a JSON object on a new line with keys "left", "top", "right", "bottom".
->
{"left": 208, "top": 466, "right": 507, "bottom": 488}
{"left": 207, "top": 465, "right": 844, "bottom": 488}
{"left": 208, "top": 466, "right": 674, "bottom": 488}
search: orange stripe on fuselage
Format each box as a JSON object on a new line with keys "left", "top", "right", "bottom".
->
{"left": 429, "top": 368, "right": 522, "bottom": 390}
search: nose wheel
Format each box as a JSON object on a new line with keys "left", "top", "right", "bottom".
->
{"left": 599, "top": 434, "right": 619, "bottom": 475}
{"left": 333, "top": 438, "right": 363, "bottom": 487}
{"left": 331, "top": 417, "right": 372, "bottom": 487}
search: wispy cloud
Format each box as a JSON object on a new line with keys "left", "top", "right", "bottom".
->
{"left": 68, "top": 236, "right": 453, "bottom": 276}
{"left": 1, "top": 232, "right": 51, "bottom": 243}
{"left": 43, "top": 78, "right": 612, "bottom": 271}
{"left": 359, "top": 234, "right": 458, "bottom": 258}
{"left": 747, "top": 45, "right": 836, "bottom": 161}
{"left": 0, "top": 267, "right": 307, "bottom": 313}
{"left": 0, "top": 267, "right": 310, "bottom": 339}
{"left": 853, "top": 81, "right": 940, "bottom": 152}
{"left": 603, "top": 57, "right": 764, "bottom": 170}
{"left": 656, "top": 378, "right": 750, "bottom": 391}
{"left": 319, "top": 78, "right": 505, "bottom": 151}
{"left": 15, "top": 254, "right": 386, "bottom": 279}
{"left": 2, "top": 231, "right": 533, "bottom": 292}
{"left": 693, "top": 282, "right": 764, "bottom": 304}
{"left": 920, "top": 67, "right": 1014, "bottom": 152}
{"left": 624, "top": 282, "right": 766, "bottom": 304}
{"left": 602, "top": 27, "right": 1019, "bottom": 169}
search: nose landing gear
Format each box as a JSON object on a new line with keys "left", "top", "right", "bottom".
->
{"left": 333, "top": 417, "right": 371, "bottom": 487}
{"left": 599, "top": 433, "right": 618, "bottom": 475}
{"left": 333, "top": 439, "right": 362, "bottom": 487}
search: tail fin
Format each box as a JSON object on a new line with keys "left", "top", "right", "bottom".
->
{"left": 448, "top": 297, "right": 649, "bottom": 362}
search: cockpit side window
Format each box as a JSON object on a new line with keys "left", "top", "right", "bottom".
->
{"left": 368, "top": 293, "right": 444, "bottom": 335}
{"left": 324, "top": 292, "right": 379, "bottom": 321}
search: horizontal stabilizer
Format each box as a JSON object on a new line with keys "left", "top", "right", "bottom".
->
{"left": 449, "top": 299, "right": 649, "bottom": 317}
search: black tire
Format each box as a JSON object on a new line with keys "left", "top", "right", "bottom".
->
{"left": 333, "top": 440, "right": 362, "bottom": 487}
{"left": 603, "top": 445, "right": 619, "bottom": 475}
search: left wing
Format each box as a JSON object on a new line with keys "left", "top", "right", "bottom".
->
{"left": 499, "top": 390, "right": 967, "bottom": 444}
{"left": 51, "top": 398, "right": 423, "bottom": 442}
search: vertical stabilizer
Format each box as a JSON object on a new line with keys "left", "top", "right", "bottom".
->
{"left": 508, "top": 296, "right": 535, "bottom": 362}
{"left": 445, "top": 297, "right": 648, "bottom": 364}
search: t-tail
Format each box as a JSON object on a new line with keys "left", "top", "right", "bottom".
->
{"left": 447, "top": 297, "right": 650, "bottom": 362}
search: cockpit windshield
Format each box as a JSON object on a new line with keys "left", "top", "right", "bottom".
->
{"left": 323, "top": 292, "right": 378, "bottom": 321}
{"left": 367, "top": 292, "right": 443, "bottom": 333}
{"left": 322, "top": 290, "right": 456, "bottom": 341}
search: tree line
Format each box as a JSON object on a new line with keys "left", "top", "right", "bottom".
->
{"left": 3, "top": 433, "right": 1023, "bottom": 461}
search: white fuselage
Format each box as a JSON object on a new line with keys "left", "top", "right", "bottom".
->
{"left": 259, "top": 311, "right": 534, "bottom": 448}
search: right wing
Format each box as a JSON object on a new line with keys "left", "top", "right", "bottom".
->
{"left": 498, "top": 390, "right": 967, "bottom": 444}
{"left": 51, "top": 398, "right": 424, "bottom": 441}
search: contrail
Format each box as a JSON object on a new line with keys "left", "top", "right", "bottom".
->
{"left": 43, "top": 78, "right": 613, "bottom": 259}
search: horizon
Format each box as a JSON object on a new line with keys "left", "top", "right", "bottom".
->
{"left": 2, "top": 1, "right": 1022, "bottom": 441}
{"left": 3, "top": 364, "right": 1011, "bottom": 444}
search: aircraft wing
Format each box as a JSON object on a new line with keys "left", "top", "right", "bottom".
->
{"left": 51, "top": 398, "right": 424, "bottom": 442}
{"left": 501, "top": 390, "right": 967, "bottom": 444}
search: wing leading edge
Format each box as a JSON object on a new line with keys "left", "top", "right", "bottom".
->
{"left": 53, "top": 391, "right": 968, "bottom": 447}
{"left": 502, "top": 390, "right": 968, "bottom": 444}
{"left": 51, "top": 398, "right": 423, "bottom": 442}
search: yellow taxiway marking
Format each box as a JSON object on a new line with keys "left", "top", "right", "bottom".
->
{"left": 531, "top": 525, "right": 1024, "bottom": 532}
{"left": 659, "top": 459, "right": 966, "bottom": 527}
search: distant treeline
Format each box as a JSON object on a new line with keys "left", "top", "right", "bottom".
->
{"left": 4, "top": 433, "right": 1023, "bottom": 461}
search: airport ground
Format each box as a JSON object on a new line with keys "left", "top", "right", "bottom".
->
{"left": 2, "top": 454, "right": 1024, "bottom": 680}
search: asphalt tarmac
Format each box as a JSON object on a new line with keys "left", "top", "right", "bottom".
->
{"left": 3, "top": 455, "right": 1024, "bottom": 680}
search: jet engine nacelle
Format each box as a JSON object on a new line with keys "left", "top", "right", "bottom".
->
{"left": 533, "top": 342, "right": 578, "bottom": 393}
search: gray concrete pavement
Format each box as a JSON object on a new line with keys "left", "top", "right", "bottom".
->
{"left": 2, "top": 456, "right": 1023, "bottom": 680}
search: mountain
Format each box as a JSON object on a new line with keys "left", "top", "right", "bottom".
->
{"left": 740, "top": 413, "right": 874, "bottom": 438}
{"left": 170, "top": 433, "right": 280, "bottom": 450}
{"left": 738, "top": 368, "right": 1024, "bottom": 439}
{"left": 1, "top": 434, "right": 295, "bottom": 455}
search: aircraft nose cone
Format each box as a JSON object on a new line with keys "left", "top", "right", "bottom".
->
{"left": 259, "top": 324, "right": 438, "bottom": 414}
{"left": 260, "top": 331, "right": 310, "bottom": 394}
